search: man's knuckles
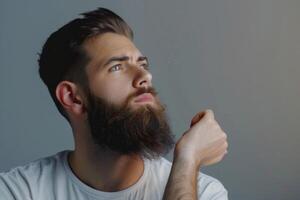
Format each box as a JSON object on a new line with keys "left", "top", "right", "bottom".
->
{"left": 204, "top": 109, "right": 215, "bottom": 120}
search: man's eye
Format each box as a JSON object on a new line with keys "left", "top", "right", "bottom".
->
{"left": 109, "top": 64, "right": 122, "bottom": 72}
{"left": 141, "top": 63, "right": 149, "bottom": 69}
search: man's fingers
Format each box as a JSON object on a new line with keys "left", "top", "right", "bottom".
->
{"left": 201, "top": 152, "right": 227, "bottom": 166}
{"left": 201, "top": 136, "right": 227, "bottom": 155}
{"left": 200, "top": 141, "right": 228, "bottom": 166}
{"left": 205, "top": 109, "right": 215, "bottom": 120}
{"left": 205, "top": 140, "right": 228, "bottom": 159}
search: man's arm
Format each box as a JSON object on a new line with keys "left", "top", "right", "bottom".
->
{"left": 163, "top": 109, "right": 228, "bottom": 200}
{"left": 162, "top": 155, "right": 198, "bottom": 200}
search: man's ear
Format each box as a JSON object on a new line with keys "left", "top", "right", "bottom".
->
{"left": 55, "top": 81, "right": 86, "bottom": 116}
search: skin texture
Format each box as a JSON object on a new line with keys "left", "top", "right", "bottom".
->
{"left": 55, "top": 32, "right": 229, "bottom": 197}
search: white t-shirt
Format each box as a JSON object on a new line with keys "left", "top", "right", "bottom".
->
{"left": 0, "top": 150, "right": 228, "bottom": 200}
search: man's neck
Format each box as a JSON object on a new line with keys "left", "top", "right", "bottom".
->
{"left": 68, "top": 147, "right": 145, "bottom": 192}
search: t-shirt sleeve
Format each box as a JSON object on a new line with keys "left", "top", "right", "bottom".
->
{"left": 0, "top": 171, "right": 32, "bottom": 200}
{"left": 0, "top": 173, "right": 17, "bottom": 200}
{"left": 197, "top": 173, "right": 228, "bottom": 200}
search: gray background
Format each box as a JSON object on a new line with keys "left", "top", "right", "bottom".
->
{"left": 1, "top": 0, "right": 299, "bottom": 199}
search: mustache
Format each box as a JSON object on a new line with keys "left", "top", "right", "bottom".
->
{"left": 135, "top": 87, "right": 158, "bottom": 97}
{"left": 126, "top": 87, "right": 158, "bottom": 103}
{"left": 86, "top": 86, "right": 160, "bottom": 113}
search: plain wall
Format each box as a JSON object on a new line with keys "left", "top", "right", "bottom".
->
{"left": 1, "top": 0, "right": 299, "bottom": 199}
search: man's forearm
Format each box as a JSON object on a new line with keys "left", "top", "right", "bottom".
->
{"left": 162, "top": 156, "right": 199, "bottom": 200}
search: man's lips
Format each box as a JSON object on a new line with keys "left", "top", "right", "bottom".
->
{"left": 134, "top": 93, "right": 154, "bottom": 103}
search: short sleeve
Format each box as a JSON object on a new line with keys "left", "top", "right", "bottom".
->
{"left": 0, "top": 173, "right": 17, "bottom": 200}
{"left": 197, "top": 173, "right": 228, "bottom": 200}
{"left": 0, "top": 171, "right": 32, "bottom": 200}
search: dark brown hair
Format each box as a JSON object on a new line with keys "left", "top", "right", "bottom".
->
{"left": 38, "top": 7, "right": 133, "bottom": 120}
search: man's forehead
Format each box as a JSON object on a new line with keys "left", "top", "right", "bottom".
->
{"left": 83, "top": 33, "right": 144, "bottom": 70}
{"left": 84, "top": 33, "right": 139, "bottom": 55}
{"left": 83, "top": 33, "right": 142, "bottom": 59}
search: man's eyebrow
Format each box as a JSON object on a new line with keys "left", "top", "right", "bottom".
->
{"left": 103, "top": 55, "right": 149, "bottom": 68}
{"left": 103, "top": 56, "right": 129, "bottom": 67}
{"left": 137, "top": 56, "right": 148, "bottom": 63}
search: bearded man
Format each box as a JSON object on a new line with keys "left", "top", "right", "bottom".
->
{"left": 0, "top": 7, "right": 228, "bottom": 200}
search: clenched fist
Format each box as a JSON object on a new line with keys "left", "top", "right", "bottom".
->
{"left": 174, "top": 109, "right": 228, "bottom": 169}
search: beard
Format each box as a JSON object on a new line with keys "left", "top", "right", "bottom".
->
{"left": 86, "top": 87, "right": 175, "bottom": 160}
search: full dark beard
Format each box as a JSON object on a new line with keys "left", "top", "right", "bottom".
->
{"left": 86, "top": 87, "right": 175, "bottom": 160}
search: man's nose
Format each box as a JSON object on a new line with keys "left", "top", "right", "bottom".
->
{"left": 132, "top": 66, "right": 152, "bottom": 89}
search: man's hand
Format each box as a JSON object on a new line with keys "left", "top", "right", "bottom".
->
{"left": 174, "top": 109, "right": 228, "bottom": 169}
{"left": 163, "top": 109, "right": 228, "bottom": 200}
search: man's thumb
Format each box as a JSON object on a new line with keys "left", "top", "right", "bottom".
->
{"left": 190, "top": 109, "right": 214, "bottom": 127}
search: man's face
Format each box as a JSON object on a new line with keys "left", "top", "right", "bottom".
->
{"left": 84, "top": 32, "right": 157, "bottom": 110}
{"left": 82, "top": 33, "right": 175, "bottom": 159}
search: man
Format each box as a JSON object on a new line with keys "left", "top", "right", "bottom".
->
{"left": 0, "top": 7, "right": 228, "bottom": 200}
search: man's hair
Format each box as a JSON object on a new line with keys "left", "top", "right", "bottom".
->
{"left": 38, "top": 7, "right": 133, "bottom": 121}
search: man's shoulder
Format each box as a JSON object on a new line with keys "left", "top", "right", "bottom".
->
{"left": 0, "top": 150, "right": 69, "bottom": 199}
{"left": 0, "top": 150, "right": 68, "bottom": 184}
{"left": 196, "top": 172, "right": 228, "bottom": 199}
